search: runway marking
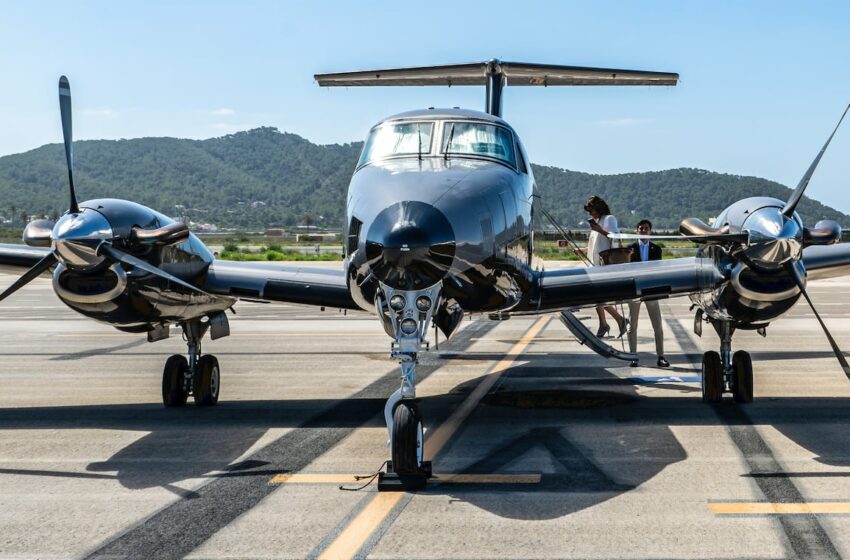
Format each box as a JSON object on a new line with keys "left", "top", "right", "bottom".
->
{"left": 316, "top": 315, "right": 551, "bottom": 560}
{"left": 318, "top": 493, "right": 402, "bottom": 560}
{"left": 710, "top": 502, "right": 850, "bottom": 514}
{"left": 269, "top": 473, "right": 541, "bottom": 485}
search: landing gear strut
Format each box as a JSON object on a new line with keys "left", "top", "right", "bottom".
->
{"left": 161, "top": 318, "right": 222, "bottom": 407}
{"left": 376, "top": 282, "right": 440, "bottom": 490}
{"left": 701, "top": 320, "right": 753, "bottom": 404}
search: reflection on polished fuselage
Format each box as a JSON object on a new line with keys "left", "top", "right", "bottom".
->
{"left": 345, "top": 109, "right": 539, "bottom": 314}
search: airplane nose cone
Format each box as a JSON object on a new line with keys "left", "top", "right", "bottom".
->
{"left": 365, "top": 201, "right": 455, "bottom": 289}
{"left": 52, "top": 209, "right": 114, "bottom": 270}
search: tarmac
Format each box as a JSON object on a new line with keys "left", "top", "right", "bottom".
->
{"left": 2, "top": 263, "right": 850, "bottom": 559}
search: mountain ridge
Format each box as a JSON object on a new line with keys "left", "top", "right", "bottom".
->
{"left": 0, "top": 127, "right": 845, "bottom": 230}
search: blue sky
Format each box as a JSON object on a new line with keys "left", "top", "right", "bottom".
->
{"left": 1, "top": 1, "right": 849, "bottom": 212}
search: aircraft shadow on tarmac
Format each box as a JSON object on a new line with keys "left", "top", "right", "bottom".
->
{"left": 1, "top": 351, "right": 850, "bottom": 516}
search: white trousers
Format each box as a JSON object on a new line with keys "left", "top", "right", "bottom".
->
{"left": 628, "top": 300, "right": 664, "bottom": 357}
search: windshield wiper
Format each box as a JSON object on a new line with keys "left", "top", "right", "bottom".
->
{"left": 444, "top": 123, "right": 455, "bottom": 161}
{"left": 418, "top": 124, "right": 422, "bottom": 161}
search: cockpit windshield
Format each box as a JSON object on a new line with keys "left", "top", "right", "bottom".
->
{"left": 358, "top": 122, "right": 433, "bottom": 167}
{"left": 442, "top": 122, "right": 515, "bottom": 166}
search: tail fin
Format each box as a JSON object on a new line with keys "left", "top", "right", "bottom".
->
{"left": 315, "top": 59, "right": 678, "bottom": 117}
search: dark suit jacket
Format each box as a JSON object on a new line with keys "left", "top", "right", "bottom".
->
{"left": 627, "top": 241, "right": 662, "bottom": 263}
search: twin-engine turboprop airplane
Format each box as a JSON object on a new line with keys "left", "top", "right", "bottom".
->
{"left": 1, "top": 63, "right": 849, "bottom": 487}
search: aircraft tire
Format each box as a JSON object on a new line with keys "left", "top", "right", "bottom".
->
{"left": 193, "top": 355, "right": 220, "bottom": 407}
{"left": 732, "top": 350, "right": 753, "bottom": 404}
{"left": 391, "top": 401, "right": 423, "bottom": 475}
{"left": 701, "top": 351, "right": 723, "bottom": 403}
{"left": 162, "top": 354, "right": 189, "bottom": 407}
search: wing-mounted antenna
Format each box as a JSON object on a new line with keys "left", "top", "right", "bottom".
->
{"left": 315, "top": 60, "right": 679, "bottom": 117}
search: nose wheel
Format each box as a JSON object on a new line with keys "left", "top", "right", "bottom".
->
{"left": 391, "top": 401, "right": 424, "bottom": 474}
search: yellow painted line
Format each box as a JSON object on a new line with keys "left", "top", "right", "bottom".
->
{"left": 318, "top": 493, "right": 404, "bottom": 560}
{"left": 270, "top": 473, "right": 362, "bottom": 484}
{"left": 710, "top": 502, "right": 850, "bottom": 514}
{"left": 316, "top": 315, "right": 551, "bottom": 560}
{"left": 269, "top": 473, "right": 541, "bottom": 485}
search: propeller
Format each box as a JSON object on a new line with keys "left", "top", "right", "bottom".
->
{"left": 58, "top": 76, "right": 80, "bottom": 214}
{"left": 788, "top": 263, "right": 850, "bottom": 379}
{"left": 1, "top": 76, "right": 199, "bottom": 302}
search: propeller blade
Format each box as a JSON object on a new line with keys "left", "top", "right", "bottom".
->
{"left": 781, "top": 103, "right": 850, "bottom": 218}
{"left": 608, "top": 232, "right": 749, "bottom": 244}
{"left": 58, "top": 76, "right": 80, "bottom": 214}
{"left": 0, "top": 252, "right": 58, "bottom": 303}
{"left": 789, "top": 264, "right": 850, "bottom": 379}
{"left": 96, "top": 243, "right": 209, "bottom": 295}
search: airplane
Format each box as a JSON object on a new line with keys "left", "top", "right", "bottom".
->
{"left": 0, "top": 62, "right": 848, "bottom": 488}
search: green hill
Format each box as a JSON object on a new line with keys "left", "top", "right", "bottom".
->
{"left": 0, "top": 127, "right": 845, "bottom": 230}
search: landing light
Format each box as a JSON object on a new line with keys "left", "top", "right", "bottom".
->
{"left": 390, "top": 295, "right": 406, "bottom": 311}
{"left": 415, "top": 295, "right": 432, "bottom": 312}
{"left": 400, "top": 318, "right": 418, "bottom": 335}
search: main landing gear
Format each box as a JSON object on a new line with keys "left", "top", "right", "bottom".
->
{"left": 701, "top": 320, "right": 753, "bottom": 404}
{"left": 375, "top": 282, "right": 440, "bottom": 490}
{"left": 162, "top": 316, "right": 226, "bottom": 407}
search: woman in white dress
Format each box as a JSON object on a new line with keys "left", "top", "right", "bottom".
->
{"left": 577, "top": 196, "right": 629, "bottom": 338}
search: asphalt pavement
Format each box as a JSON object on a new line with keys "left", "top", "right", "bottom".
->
{"left": 2, "top": 264, "right": 850, "bottom": 559}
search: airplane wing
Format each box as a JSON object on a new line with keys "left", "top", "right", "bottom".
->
{"left": 0, "top": 243, "right": 52, "bottom": 273}
{"left": 802, "top": 244, "right": 850, "bottom": 280}
{"left": 203, "top": 260, "right": 361, "bottom": 310}
{"left": 535, "top": 257, "right": 725, "bottom": 311}
{"left": 0, "top": 244, "right": 360, "bottom": 310}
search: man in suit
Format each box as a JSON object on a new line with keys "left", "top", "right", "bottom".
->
{"left": 628, "top": 219, "right": 669, "bottom": 368}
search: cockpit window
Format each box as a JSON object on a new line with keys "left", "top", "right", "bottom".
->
{"left": 442, "top": 122, "right": 515, "bottom": 166}
{"left": 358, "top": 122, "right": 433, "bottom": 166}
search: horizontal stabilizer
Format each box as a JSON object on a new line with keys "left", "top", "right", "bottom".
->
{"left": 315, "top": 60, "right": 678, "bottom": 87}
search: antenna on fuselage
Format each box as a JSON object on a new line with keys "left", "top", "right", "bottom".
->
{"left": 315, "top": 59, "right": 679, "bottom": 117}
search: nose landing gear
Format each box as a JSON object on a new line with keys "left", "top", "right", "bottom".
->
{"left": 161, "top": 316, "right": 227, "bottom": 407}
{"left": 701, "top": 320, "right": 753, "bottom": 404}
{"left": 376, "top": 282, "right": 440, "bottom": 490}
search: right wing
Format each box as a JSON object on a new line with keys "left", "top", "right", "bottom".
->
{"left": 536, "top": 257, "right": 725, "bottom": 312}
{"left": 802, "top": 243, "right": 850, "bottom": 280}
{"left": 203, "top": 259, "right": 362, "bottom": 311}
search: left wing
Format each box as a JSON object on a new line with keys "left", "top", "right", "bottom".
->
{"left": 203, "top": 260, "right": 361, "bottom": 310}
{"left": 0, "top": 243, "right": 53, "bottom": 274}
{"left": 535, "top": 257, "right": 725, "bottom": 311}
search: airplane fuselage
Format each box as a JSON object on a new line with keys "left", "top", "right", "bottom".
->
{"left": 344, "top": 109, "right": 540, "bottom": 314}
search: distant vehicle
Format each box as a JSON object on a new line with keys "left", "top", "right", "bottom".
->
{"left": 0, "top": 65, "right": 848, "bottom": 489}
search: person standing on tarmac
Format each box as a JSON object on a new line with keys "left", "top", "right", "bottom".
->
{"left": 575, "top": 195, "right": 629, "bottom": 339}
{"left": 627, "top": 219, "right": 669, "bottom": 368}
